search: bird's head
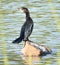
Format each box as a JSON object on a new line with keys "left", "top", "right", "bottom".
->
{"left": 19, "top": 7, "right": 29, "bottom": 13}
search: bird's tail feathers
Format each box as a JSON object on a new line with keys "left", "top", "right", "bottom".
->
{"left": 12, "top": 37, "right": 23, "bottom": 43}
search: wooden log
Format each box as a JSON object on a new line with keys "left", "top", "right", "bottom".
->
{"left": 21, "top": 41, "right": 52, "bottom": 56}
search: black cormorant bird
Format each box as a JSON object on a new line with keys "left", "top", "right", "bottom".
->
{"left": 12, "top": 7, "right": 33, "bottom": 43}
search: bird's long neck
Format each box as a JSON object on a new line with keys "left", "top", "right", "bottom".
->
{"left": 26, "top": 12, "right": 30, "bottom": 19}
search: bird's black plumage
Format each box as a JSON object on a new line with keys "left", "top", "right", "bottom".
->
{"left": 12, "top": 7, "right": 33, "bottom": 43}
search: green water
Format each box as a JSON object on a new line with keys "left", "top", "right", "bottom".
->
{"left": 0, "top": 0, "right": 60, "bottom": 65}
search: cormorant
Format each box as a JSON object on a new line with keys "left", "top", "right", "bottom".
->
{"left": 12, "top": 7, "right": 33, "bottom": 43}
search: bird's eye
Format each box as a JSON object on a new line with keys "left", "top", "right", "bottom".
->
{"left": 20, "top": 9, "right": 24, "bottom": 13}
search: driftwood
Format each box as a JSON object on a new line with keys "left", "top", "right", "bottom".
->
{"left": 21, "top": 41, "right": 52, "bottom": 56}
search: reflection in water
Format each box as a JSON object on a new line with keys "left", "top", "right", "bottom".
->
{"left": 22, "top": 55, "right": 53, "bottom": 65}
{"left": 22, "top": 56, "right": 41, "bottom": 65}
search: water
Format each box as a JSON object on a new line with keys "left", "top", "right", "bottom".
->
{"left": 0, "top": 0, "right": 60, "bottom": 65}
